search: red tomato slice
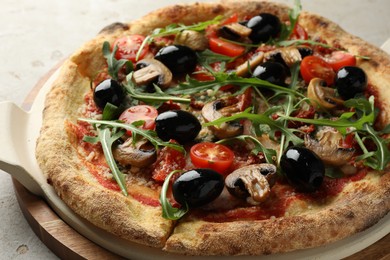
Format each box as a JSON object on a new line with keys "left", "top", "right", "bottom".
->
{"left": 112, "top": 35, "right": 149, "bottom": 62}
{"left": 190, "top": 142, "right": 235, "bottom": 175}
{"left": 325, "top": 51, "right": 357, "bottom": 72}
{"left": 221, "top": 13, "right": 238, "bottom": 25}
{"left": 300, "top": 55, "right": 335, "bottom": 86}
{"left": 290, "top": 23, "right": 308, "bottom": 40}
{"left": 209, "top": 37, "right": 245, "bottom": 57}
{"left": 119, "top": 105, "right": 158, "bottom": 135}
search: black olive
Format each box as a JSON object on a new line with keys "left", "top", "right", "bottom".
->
{"left": 335, "top": 66, "right": 367, "bottom": 100}
{"left": 280, "top": 147, "right": 325, "bottom": 192}
{"left": 172, "top": 169, "right": 224, "bottom": 207}
{"left": 93, "top": 79, "right": 124, "bottom": 110}
{"left": 155, "top": 110, "right": 201, "bottom": 144}
{"left": 253, "top": 61, "right": 287, "bottom": 86}
{"left": 154, "top": 45, "right": 197, "bottom": 74}
{"left": 297, "top": 46, "right": 313, "bottom": 58}
{"left": 246, "top": 13, "right": 281, "bottom": 43}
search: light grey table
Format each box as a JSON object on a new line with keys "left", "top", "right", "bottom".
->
{"left": 0, "top": 0, "right": 389, "bottom": 259}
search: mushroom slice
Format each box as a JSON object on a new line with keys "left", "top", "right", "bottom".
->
{"left": 174, "top": 30, "right": 208, "bottom": 51}
{"left": 225, "top": 164, "right": 277, "bottom": 205}
{"left": 235, "top": 51, "right": 265, "bottom": 77}
{"left": 113, "top": 138, "right": 157, "bottom": 168}
{"left": 201, "top": 99, "right": 243, "bottom": 139}
{"left": 133, "top": 59, "right": 172, "bottom": 88}
{"left": 307, "top": 78, "right": 344, "bottom": 110}
{"left": 304, "top": 127, "right": 355, "bottom": 166}
{"left": 219, "top": 23, "right": 252, "bottom": 40}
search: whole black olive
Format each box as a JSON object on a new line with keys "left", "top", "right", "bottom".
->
{"left": 172, "top": 169, "right": 224, "bottom": 207}
{"left": 93, "top": 79, "right": 125, "bottom": 110}
{"left": 246, "top": 13, "right": 281, "bottom": 43}
{"left": 335, "top": 66, "right": 367, "bottom": 100}
{"left": 280, "top": 147, "right": 325, "bottom": 192}
{"left": 155, "top": 110, "right": 201, "bottom": 144}
{"left": 253, "top": 61, "right": 287, "bottom": 86}
{"left": 154, "top": 45, "right": 197, "bottom": 74}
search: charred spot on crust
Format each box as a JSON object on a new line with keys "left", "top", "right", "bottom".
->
{"left": 212, "top": 4, "right": 225, "bottom": 15}
{"left": 99, "top": 22, "right": 129, "bottom": 34}
{"left": 345, "top": 211, "right": 355, "bottom": 219}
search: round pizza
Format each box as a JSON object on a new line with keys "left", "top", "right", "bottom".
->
{"left": 35, "top": 0, "right": 390, "bottom": 256}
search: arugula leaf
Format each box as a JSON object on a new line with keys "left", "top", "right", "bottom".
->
{"left": 204, "top": 108, "right": 303, "bottom": 147}
{"left": 278, "top": 0, "right": 302, "bottom": 41}
{"left": 160, "top": 170, "right": 188, "bottom": 220}
{"left": 79, "top": 118, "right": 185, "bottom": 154}
{"left": 196, "top": 49, "right": 234, "bottom": 66}
{"left": 166, "top": 72, "right": 304, "bottom": 97}
{"left": 355, "top": 125, "right": 390, "bottom": 171}
{"left": 102, "top": 103, "right": 121, "bottom": 120}
{"left": 280, "top": 96, "right": 376, "bottom": 135}
{"left": 102, "top": 41, "right": 133, "bottom": 80}
{"left": 123, "top": 73, "right": 190, "bottom": 105}
{"left": 83, "top": 127, "right": 128, "bottom": 196}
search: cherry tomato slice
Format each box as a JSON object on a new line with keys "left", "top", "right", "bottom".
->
{"left": 112, "top": 35, "right": 149, "bottom": 62}
{"left": 325, "top": 51, "right": 357, "bottom": 72}
{"left": 190, "top": 142, "right": 235, "bottom": 175}
{"left": 290, "top": 23, "right": 308, "bottom": 40}
{"left": 208, "top": 37, "right": 245, "bottom": 57}
{"left": 300, "top": 55, "right": 335, "bottom": 86}
{"left": 119, "top": 105, "right": 158, "bottom": 135}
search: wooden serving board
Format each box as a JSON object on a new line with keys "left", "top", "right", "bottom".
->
{"left": 13, "top": 64, "right": 390, "bottom": 260}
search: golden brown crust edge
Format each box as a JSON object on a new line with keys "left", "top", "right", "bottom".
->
{"left": 35, "top": 0, "right": 390, "bottom": 256}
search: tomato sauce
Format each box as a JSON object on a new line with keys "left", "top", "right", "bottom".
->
{"left": 195, "top": 169, "right": 368, "bottom": 223}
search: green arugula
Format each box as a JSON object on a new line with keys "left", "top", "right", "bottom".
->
{"left": 102, "top": 41, "right": 133, "bottom": 80}
{"left": 160, "top": 170, "right": 188, "bottom": 220}
{"left": 83, "top": 126, "right": 128, "bottom": 196}
{"left": 278, "top": 0, "right": 302, "bottom": 41}
{"left": 279, "top": 96, "right": 376, "bottom": 135}
{"left": 166, "top": 72, "right": 305, "bottom": 97}
{"left": 204, "top": 108, "right": 303, "bottom": 147}
{"left": 355, "top": 126, "right": 390, "bottom": 171}
{"left": 79, "top": 118, "right": 185, "bottom": 154}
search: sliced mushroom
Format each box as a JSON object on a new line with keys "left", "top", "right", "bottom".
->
{"left": 201, "top": 99, "right": 243, "bottom": 139}
{"left": 235, "top": 51, "right": 265, "bottom": 77}
{"left": 225, "top": 164, "right": 277, "bottom": 205}
{"left": 265, "top": 46, "right": 312, "bottom": 67}
{"left": 132, "top": 59, "right": 172, "bottom": 88}
{"left": 304, "top": 127, "right": 355, "bottom": 166}
{"left": 113, "top": 138, "right": 157, "bottom": 168}
{"left": 174, "top": 30, "right": 208, "bottom": 51}
{"left": 218, "top": 22, "right": 252, "bottom": 40}
{"left": 307, "top": 78, "right": 344, "bottom": 110}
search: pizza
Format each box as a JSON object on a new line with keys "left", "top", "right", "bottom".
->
{"left": 35, "top": 0, "right": 390, "bottom": 256}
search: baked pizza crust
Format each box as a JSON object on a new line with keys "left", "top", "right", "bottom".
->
{"left": 36, "top": 0, "right": 390, "bottom": 255}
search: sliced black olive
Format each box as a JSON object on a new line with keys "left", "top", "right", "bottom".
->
{"left": 246, "top": 13, "right": 281, "bottom": 43}
{"left": 93, "top": 79, "right": 124, "bottom": 109}
{"left": 172, "top": 169, "right": 224, "bottom": 207}
{"left": 155, "top": 110, "right": 201, "bottom": 144}
{"left": 253, "top": 61, "right": 287, "bottom": 86}
{"left": 335, "top": 66, "right": 367, "bottom": 100}
{"left": 154, "top": 45, "right": 197, "bottom": 74}
{"left": 280, "top": 146, "right": 325, "bottom": 192}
